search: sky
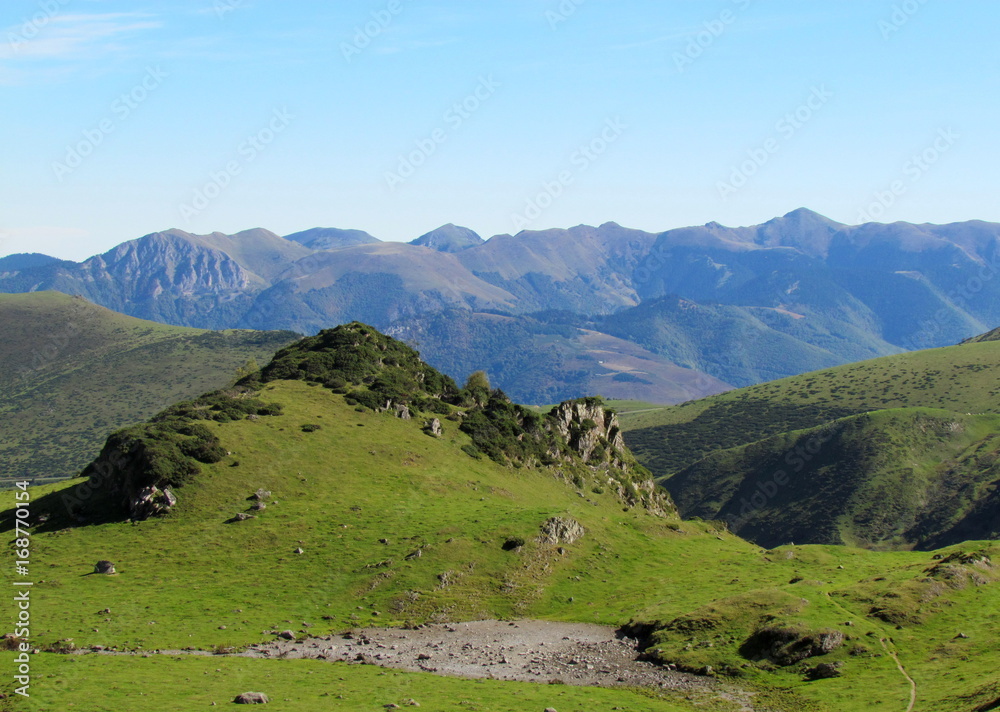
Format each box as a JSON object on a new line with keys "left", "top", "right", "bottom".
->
{"left": 2, "top": 0, "right": 998, "bottom": 261}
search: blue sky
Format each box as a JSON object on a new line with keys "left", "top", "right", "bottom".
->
{"left": 2, "top": 0, "right": 998, "bottom": 260}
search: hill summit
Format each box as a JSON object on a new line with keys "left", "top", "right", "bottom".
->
{"left": 79, "top": 322, "right": 669, "bottom": 521}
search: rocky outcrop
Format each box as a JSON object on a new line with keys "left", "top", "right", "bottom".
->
{"left": 545, "top": 399, "right": 675, "bottom": 517}
{"left": 548, "top": 399, "right": 627, "bottom": 468}
{"left": 424, "top": 418, "right": 443, "bottom": 437}
{"left": 131, "top": 486, "right": 177, "bottom": 519}
{"left": 538, "top": 517, "right": 585, "bottom": 545}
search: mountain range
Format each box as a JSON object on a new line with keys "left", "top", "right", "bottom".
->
{"left": 5, "top": 209, "right": 1000, "bottom": 402}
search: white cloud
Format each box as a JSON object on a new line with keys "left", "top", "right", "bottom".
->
{"left": 1, "top": 12, "right": 163, "bottom": 62}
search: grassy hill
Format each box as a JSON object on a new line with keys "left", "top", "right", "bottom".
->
{"left": 618, "top": 339, "right": 1000, "bottom": 551}
{"left": 668, "top": 408, "right": 1000, "bottom": 549}
{"left": 0, "top": 292, "right": 297, "bottom": 487}
{"left": 3, "top": 324, "right": 1000, "bottom": 711}
{"left": 620, "top": 340, "right": 1000, "bottom": 476}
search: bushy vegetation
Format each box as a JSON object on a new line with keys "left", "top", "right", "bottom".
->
{"left": 258, "top": 322, "right": 460, "bottom": 413}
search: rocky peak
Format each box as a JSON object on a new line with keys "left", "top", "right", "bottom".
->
{"left": 548, "top": 398, "right": 627, "bottom": 467}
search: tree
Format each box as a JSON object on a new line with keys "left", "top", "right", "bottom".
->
{"left": 464, "top": 370, "right": 491, "bottom": 406}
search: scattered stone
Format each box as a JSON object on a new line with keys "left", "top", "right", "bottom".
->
{"left": 405, "top": 550, "right": 422, "bottom": 560}
{"left": 226, "top": 513, "right": 256, "bottom": 524}
{"left": 955, "top": 632, "right": 970, "bottom": 639}
{"left": 395, "top": 404, "right": 411, "bottom": 420}
{"left": 250, "top": 502, "right": 267, "bottom": 512}
{"left": 93, "top": 560, "right": 116, "bottom": 575}
{"left": 294, "top": 548, "right": 304, "bottom": 554}
{"left": 234, "top": 692, "right": 269, "bottom": 704}
{"left": 404, "top": 700, "right": 420, "bottom": 707}
{"left": 424, "top": 419, "right": 443, "bottom": 437}
{"left": 251, "top": 489, "right": 271, "bottom": 501}
{"left": 278, "top": 631, "right": 296, "bottom": 640}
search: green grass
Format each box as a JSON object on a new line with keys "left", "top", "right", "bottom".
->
{"left": 4, "top": 378, "right": 1000, "bottom": 710}
{"left": 665, "top": 408, "right": 1000, "bottom": 549}
{"left": 0, "top": 291, "right": 297, "bottom": 486}
{"left": 619, "top": 339, "right": 1000, "bottom": 476}
{"left": 12, "top": 654, "right": 713, "bottom": 712}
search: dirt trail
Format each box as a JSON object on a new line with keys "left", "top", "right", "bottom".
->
{"left": 880, "top": 639, "right": 917, "bottom": 712}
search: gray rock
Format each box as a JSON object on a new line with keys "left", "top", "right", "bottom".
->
{"left": 278, "top": 630, "right": 296, "bottom": 640}
{"left": 250, "top": 502, "right": 267, "bottom": 512}
{"left": 131, "top": 486, "right": 177, "bottom": 519}
{"left": 424, "top": 418, "right": 443, "bottom": 437}
{"left": 293, "top": 547, "right": 304, "bottom": 554}
{"left": 226, "top": 513, "right": 256, "bottom": 523}
{"left": 251, "top": 488, "right": 271, "bottom": 501}
{"left": 537, "top": 517, "right": 585, "bottom": 545}
{"left": 807, "top": 662, "right": 843, "bottom": 680}
{"left": 93, "top": 560, "right": 115, "bottom": 575}
{"left": 395, "top": 404, "right": 411, "bottom": 420}
{"left": 234, "top": 691, "right": 269, "bottom": 704}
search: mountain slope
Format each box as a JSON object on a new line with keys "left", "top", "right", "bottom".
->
{"left": 668, "top": 408, "right": 1000, "bottom": 549}
{"left": 388, "top": 309, "right": 731, "bottom": 404}
{"left": 621, "top": 339, "right": 1000, "bottom": 477}
{"left": 620, "top": 337, "right": 1000, "bottom": 550}
{"left": 4, "top": 324, "right": 1000, "bottom": 711}
{"left": 0, "top": 291, "right": 297, "bottom": 486}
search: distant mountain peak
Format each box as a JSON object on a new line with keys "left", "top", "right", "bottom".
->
{"left": 0, "top": 253, "right": 64, "bottom": 272}
{"left": 780, "top": 207, "right": 843, "bottom": 225}
{"left": 410, "top": 224, "right": 484, "bottom": 253}
{"left": 284, "top": 228, "right": 380, "bottom": 250}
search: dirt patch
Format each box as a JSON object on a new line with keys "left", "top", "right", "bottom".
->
{"left": 247, "top": 619, "right": 711, "bottom": 691}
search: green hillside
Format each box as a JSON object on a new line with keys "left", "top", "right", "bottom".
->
{"left": 0, "top": 292, "right": 298, "bottom": 487}
{"left": 668, "top": 408, "right": 1000, "bottom": 549}
{"left": 620, "top": 340, "right": 1000, "bottom": 477}
{"left": 3, "top": 325, "right": 1000, "bottom": 711}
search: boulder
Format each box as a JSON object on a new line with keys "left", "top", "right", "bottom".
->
{"left": 277, "top": 630, "right": 296, "bottom": 640}
{"left": 806, "top": 662, "right": 843, "bottom": 680}
{"left": 234, "top": 691, "right": 269, "bottom": 704}
{"left": 395, "top": 404, "right": 411, "bottom": 420}
{"left": 424, "top": 419, "right": 443, "bottom": 437}
{"left": 226, "top": 513, "right": 256, "bottom": 524}
{"left": 250, "top": 488, "right": 271, "bottom": 501}
{"left": 537, "top": 517, "right": 585, "bottom": 545}
{"left": 93, "top": 560, "right": 116, "bottom": 575}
